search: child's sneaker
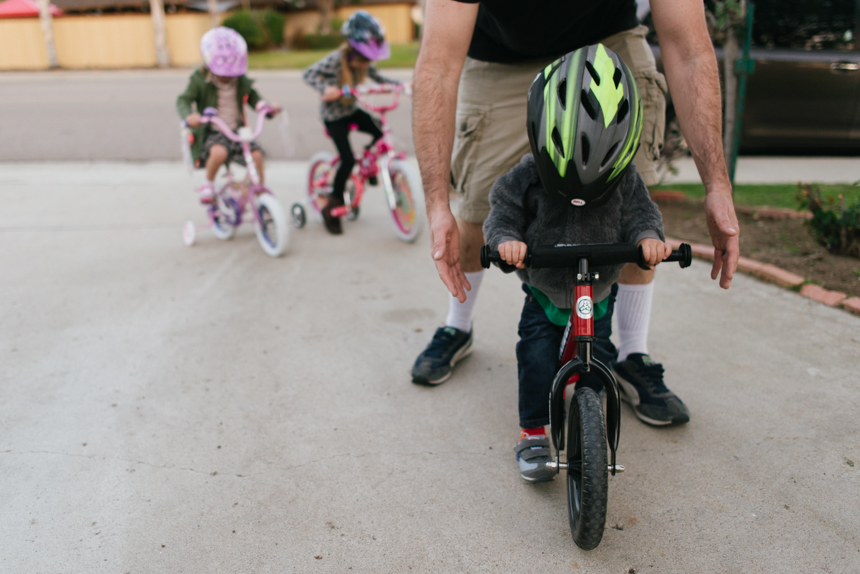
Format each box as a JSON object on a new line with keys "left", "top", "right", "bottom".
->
{"left": 515, "top": 432, "right": 555, "bottom": 482}
{"left": 612, "top": 353, "right": 690, "bottom": 426}
{"left": 197, "top": 182, "right": 215, "bottom": 204}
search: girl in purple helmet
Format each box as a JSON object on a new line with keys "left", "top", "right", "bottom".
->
{"left": 302, "top": 11, "right": 400, "bottom": 235}
{"left": 177, "top": 26, "right": 281, "bottom": 204}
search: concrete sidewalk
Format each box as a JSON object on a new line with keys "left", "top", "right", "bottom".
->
{"left": 1, "top": 162, "right": 859, "bottom": 573}
{"left": 665, "top": 156, "right": 860, "bottom": 184}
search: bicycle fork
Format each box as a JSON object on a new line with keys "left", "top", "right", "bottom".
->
{"left": 546, "top": 257, "right": 624, "bottom": 476}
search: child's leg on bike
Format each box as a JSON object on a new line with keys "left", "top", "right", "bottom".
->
{"left": 199, "top": 143, "right": 228, "bottom": 203}
{"left": 515, "top": 284, "right": 563, "bottom": 481}
{"left": 251, "top": 149, "right": 265, "bottom": 184}
{"left": 351, "top": 109, "right": 383, "bottom": 147}
{"left": 324, "top": 117, "right": 356, "bottom": 204}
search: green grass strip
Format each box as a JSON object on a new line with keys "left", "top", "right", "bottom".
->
{"left": 652, "top": 183, "right": 860, "bottom": 210}
{"left": 248, "top": 43, "right": 420, "bottom": 70}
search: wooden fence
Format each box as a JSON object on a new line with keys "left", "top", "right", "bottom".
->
{"left": 0, "top": 3, "right": 414, "bottom": 71}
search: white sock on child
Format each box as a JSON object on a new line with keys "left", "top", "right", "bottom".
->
{"left": 615, "top": 281, "right": 654, "bottom": 361}
{"left": 444, "top": 270, "right": 485, "bottom": 333}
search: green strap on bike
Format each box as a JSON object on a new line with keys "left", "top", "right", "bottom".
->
{"left": 527, "top": 286, "right": 609, "bottom": 326}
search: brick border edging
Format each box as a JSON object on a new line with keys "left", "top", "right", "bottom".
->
{"left": 665, "top": 237, "right": 860, "bottom": 316}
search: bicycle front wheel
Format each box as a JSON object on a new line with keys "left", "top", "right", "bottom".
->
{"left": 385, "top": 159, "right": 422, "bottom": 243}
{"left": 254, "top": 193, "right": 289, "bottom": 257}
{"left": 306, "top": 151, "right": 336, "bottom": 223}
{"left": 567, "top": 386, "right": 608, "bottom": 550}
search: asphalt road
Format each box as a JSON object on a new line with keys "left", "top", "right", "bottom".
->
{"left": 2, "top": 161, "right": 859, "bottom": 572}
{"left": 0, "top": 69, "right": 415, "bottom": 162}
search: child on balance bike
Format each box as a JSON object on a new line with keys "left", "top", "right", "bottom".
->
{"left": 482, "top": 44, "right": 684, "bottom": 483}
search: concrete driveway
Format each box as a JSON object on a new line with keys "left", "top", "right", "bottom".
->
{"left": 1, "top": 161, "right": 859, "bottom": 573}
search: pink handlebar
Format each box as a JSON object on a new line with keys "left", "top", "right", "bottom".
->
{"left": 196, "top": 101, "right": 276, "bottom": 142}
{"left": 344, "top": 84, "right": 411, "bottom": 113}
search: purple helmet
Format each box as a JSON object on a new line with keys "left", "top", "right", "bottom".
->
{"left": 200, "top": 27, "right": 248, "bottom": 77}
{"left": 341, "top": 10, "right": 390, "bottom": 61}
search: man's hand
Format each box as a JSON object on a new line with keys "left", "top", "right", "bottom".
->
{"left": 704, "top": 187, "right": 740, "bottom": 289}
{"left": 430, "top": 208, "right": 471, "bottom": 302}
{"left": 638, "top": 238, "right": 673, "bottom": 268}
{"left": 322, "top": 86, "right": 341, "bottom": 102}
{"left": 498, "top": 240, "right": 528, "bottom": 269}
{"left": 185, "top": 113, "right": 201, "bottom": 128}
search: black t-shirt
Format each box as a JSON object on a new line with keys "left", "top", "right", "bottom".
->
{"left": 454, "top": 0, "right": 639, "bottom": 63}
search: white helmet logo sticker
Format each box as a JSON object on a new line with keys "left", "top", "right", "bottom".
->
{"left": 571, "top": 198, "right": 586, "bottom": 206}
{"left": 575, "top": 296, "right": 593, "bottom": 319}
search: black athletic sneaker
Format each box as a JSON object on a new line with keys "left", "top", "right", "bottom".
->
{"left": 612, "top": 354, "right": 690, "bottom": 426}
{"left": 411, "top": 326, "right": 473, "bottom": 385}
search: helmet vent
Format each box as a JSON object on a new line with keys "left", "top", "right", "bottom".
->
{"left": 601, "top": 142, "right": 619, "bottom": 167}
{"left": 557, "top": 80, "right": 567, "bottom": 109}
{"left": 613, "top": 68, "right": 622, "bottom": 87}
{"left": 585, "top": 60, "right": 600, "bottom": 85}
{"left": 580, "top": 134, "right": 591, "bottom": 166}
{"left": 551, "top": 127, "right": 565, "bottom": 157}
{"left": 617, "top": 99, "right": 629, "bottom": 123}
{"left": 581, "top": 89, "right": 598, "bottom": 120}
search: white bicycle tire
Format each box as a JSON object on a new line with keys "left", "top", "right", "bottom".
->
{"left": 254, "top": 193, "right": 289, "bottom": 257}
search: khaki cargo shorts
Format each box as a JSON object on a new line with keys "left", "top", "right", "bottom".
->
{"left": 452, "top": 25, "right": 667, "bottom": 224}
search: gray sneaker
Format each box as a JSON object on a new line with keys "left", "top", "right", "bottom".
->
{"left": 612, "top": 353, "right": 690, "bottom": 426}
{"left": 515, "top": 436, "right": 555, "bottom": 482}
{"left": 411, "top": 326, "right": 472, "bottom": 385}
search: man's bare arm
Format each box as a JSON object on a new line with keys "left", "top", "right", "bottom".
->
{"left": 652, "top": 0, "right": 740, "bottom": 289}
{"left": 412, "top": 0, "right": 478, "bottom": 301}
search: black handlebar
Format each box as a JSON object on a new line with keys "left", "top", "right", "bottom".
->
{"left": 480, "top": 242, "right": 692, "bottom": 272}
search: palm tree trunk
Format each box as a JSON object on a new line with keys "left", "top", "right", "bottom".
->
{"left": 207, "top": 0, "right": 219, "bottom": 28}
{"left": 150, "top": 0, "right": 170, "bottom": 68}
{"left": 35, "top": 0, "right": 58, "bottom": 69}
{"left": 723, "top": 28, "right": 738, "bottom": 165}
{"left": 318, "top": 0, "right": 335, "bottom": 35}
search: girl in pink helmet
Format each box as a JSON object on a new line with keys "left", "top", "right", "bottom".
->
{"left": 177, "top": 26, "right": 281, "bottom": 204}
{"left": 302, "top": 11, "right": 400, "bottom": 234}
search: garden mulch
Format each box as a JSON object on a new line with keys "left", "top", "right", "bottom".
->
{"left": 656, "top": 196, "right": 860, "bottom": 299}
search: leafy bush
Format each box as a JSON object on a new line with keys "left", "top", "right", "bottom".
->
{"left": 223, "top": 11, "right": 266, "bottom": 51}
{"left": 798, "top": 183, "right": 860, "bottom": 258}
{"left": 303, "top": 34, "right": 344, "bottom": 50}
{"left": 261, "top": 10, "right": 285, "bottom": 47}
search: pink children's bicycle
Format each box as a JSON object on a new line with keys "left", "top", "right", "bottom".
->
{"left": 292, "top": 84, "right": 422, "bottom": 243}
{"left": 182, "top": 102, "right": 289, "bottom": 257}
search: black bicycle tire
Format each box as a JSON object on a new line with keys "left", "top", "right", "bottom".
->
{"left": 567, "top": 386, "right": 608, "bottom": 550}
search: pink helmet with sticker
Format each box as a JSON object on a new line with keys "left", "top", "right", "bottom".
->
{"left": 200, "top": 27, "right": 248, "bottom": 77}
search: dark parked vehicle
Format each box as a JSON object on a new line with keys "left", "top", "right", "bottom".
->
{"left": 646, "top": 0, "right": 860, "bottom": 155}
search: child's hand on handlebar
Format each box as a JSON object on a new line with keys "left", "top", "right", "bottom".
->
{"left": 499, "top": 240, "right": 528, "bottom": 269}
{"left": 638, "top": 238, "right": 672, "bottom": 269}
{"left": 185, "top": 113, "right": 202, "bottom": 128}
{"left": 322, "top": 86, "right": 341, "bottom": 102}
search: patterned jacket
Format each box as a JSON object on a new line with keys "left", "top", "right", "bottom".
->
{"left": 303, "top": 50, "right": 399, "bottom": 122}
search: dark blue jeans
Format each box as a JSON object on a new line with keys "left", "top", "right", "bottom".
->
{"left": 516, "top": 283, "right": 618, "bottom": 429}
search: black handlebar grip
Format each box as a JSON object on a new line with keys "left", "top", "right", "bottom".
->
{"left": 479, "top": 245, "right": 519, "bottom": 273}
{"left": 481, "top": 243, "right": 692, "bottom": 270}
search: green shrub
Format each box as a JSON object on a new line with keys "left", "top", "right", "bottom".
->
{"left": 261, "top": 10, "right": 285, "bottom": 47}
{"left": 798, "top": 183, "right": 860, "bottom": 258}
{"left": 303, "top": 34, "right": 344, "bottom": 50}
{"left": 223, "top": 10, "right": 266, "bottom": 51}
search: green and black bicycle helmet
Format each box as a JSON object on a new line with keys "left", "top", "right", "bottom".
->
{"left": 527, "top": 44, "right": 643, "bottom": 208}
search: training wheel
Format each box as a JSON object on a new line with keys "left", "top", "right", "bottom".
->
{"left": 182, "top": 220, "right": 196, "bottom": 246}
{"left": 291, "top": 203, "right": 307, "bottom": 228}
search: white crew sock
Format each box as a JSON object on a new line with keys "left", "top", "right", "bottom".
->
{"left": 615, "top": 281, "right": 654, "bottom": 361}
{"left": 444, "top": 270, "right": 485, "bottom": 333}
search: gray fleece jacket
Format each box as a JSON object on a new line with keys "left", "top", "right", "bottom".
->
{"left": 483, "top": 154, "right": 664, "bottom": 307}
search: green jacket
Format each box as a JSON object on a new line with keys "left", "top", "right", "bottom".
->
{"left": 176, "top": 68, "right": 263, "bottom": 163}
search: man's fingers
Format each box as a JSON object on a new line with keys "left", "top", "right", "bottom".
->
{"left": 710, "top": 249, "right": 723, "bottom": 281}
{"left": 719, "top": 237, "right": 739, "bottom": 289}
{"left": 436, "top": 259, "right": 466, "bottom": 302}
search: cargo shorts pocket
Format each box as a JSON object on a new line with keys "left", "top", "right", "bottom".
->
{"left": 636, "top": 70, "right": 668, "bottom": 162}
{"left": 450, "top": 107, "right": 487, "bottom": 195}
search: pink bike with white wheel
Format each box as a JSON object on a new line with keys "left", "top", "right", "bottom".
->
{"left": 182, "top": 102, "right": 289, "bottom": 257}
{"left": 293, "top": 84, "right": 422, "bottom": 243}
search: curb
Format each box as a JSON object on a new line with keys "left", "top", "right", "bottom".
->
{"left": 665, "top": 237, "right": 859, "bottom": 317}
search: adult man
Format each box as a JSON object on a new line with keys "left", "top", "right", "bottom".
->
{"left": 410, "top": 0, "right": 740, "bottom": 426}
